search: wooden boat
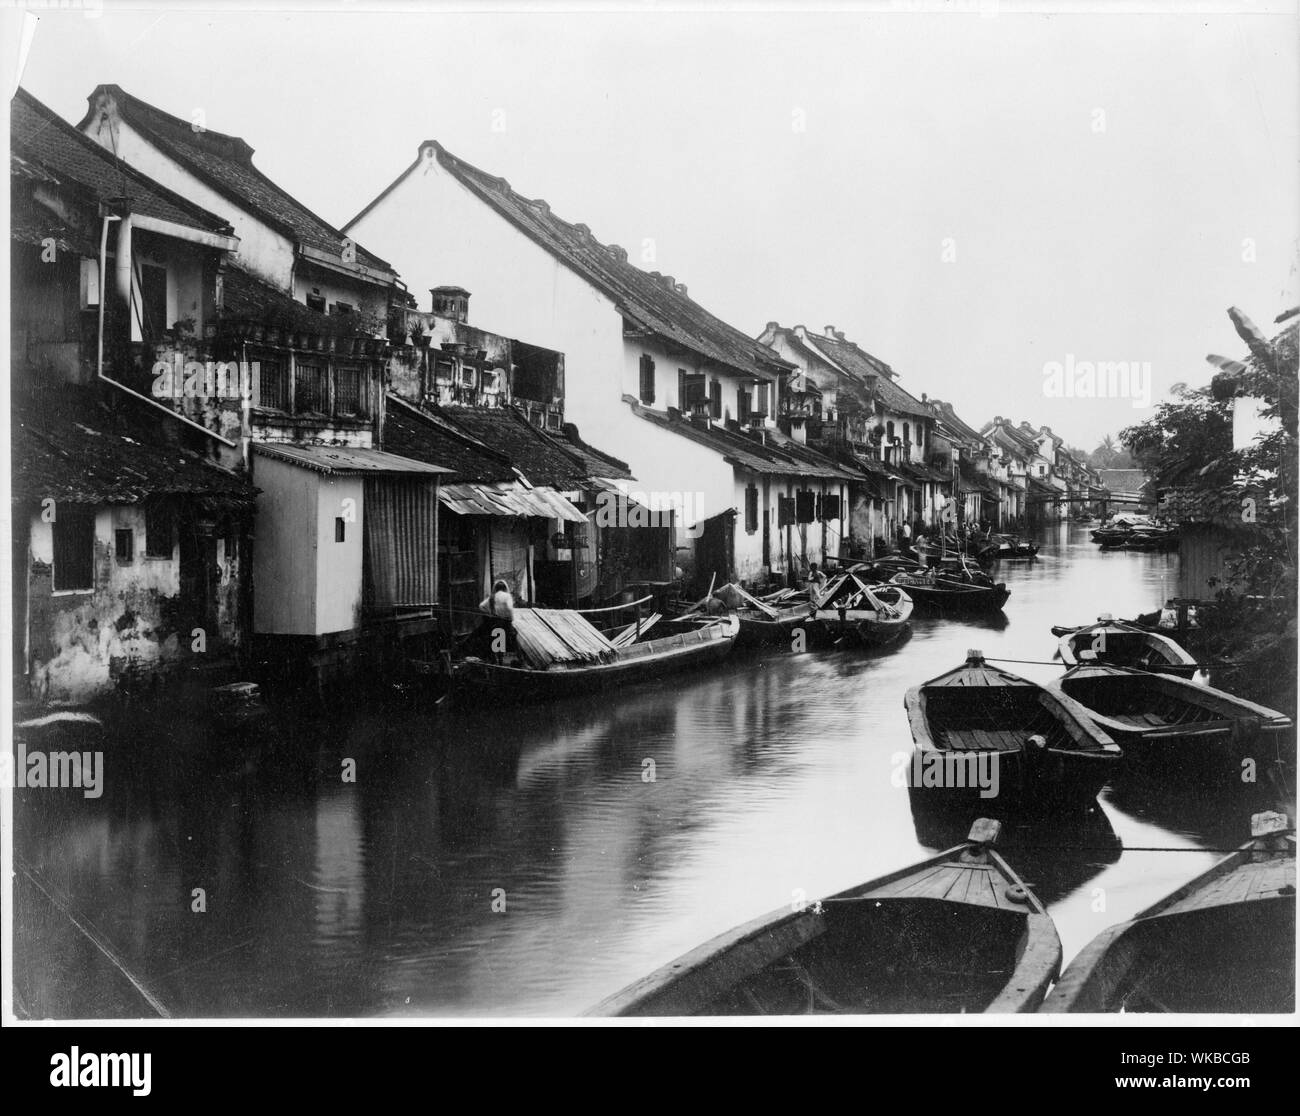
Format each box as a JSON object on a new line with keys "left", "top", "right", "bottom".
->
{"left": 1046, "top": 661, "right": 1292, "bottom": 765}
{"left": 588, "top": 818, "right": 1062, "bottom": 1016}
{"left": 890, "top": 569, "right": 1010, "bottom": 613}
{"left": 988, "top": 533, "right": 1039, "bottom": 559}
{"left": 1057, "top": 614, "right": 1198, "bottom": 677}
{"left": 1041, "top": 811, "right": 1296, "bottom": 1013}
{"left": 905, "top": 651, "right": 1121, "bottom": 813}
{"left": 451, "top": 610, "right": 740, "bottom": 698}
{"left": 812, "top": 572, "right": 913, "bottom": 646}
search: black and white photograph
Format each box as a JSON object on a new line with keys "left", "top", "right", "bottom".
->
{"left": 2, "top": 0, "right": 1297, "bottom": 1043}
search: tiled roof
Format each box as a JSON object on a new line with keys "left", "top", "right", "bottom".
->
{"left": 632, "top": 404, "right": 857, "bottom": 480}
{"left": 926, "top": 399, "right": 985, "bottom": 444}
{"left": 10, "top": 186, "right": 94, "bottom": 255}
{"left": 799, "top": 332, "right": 931, "bottom": 418}
{"left": 383, "top": 398, "right": 517, "bottom": 484}
{"left": 12, "top": 88, "right": 232, "bottom": 236}
{"left": 11, "top": 390, "right": 256, "bottom": 506}
{"left": 437, "top": 406, "right": 590, "bottom": 489}
{"left": 982, "top": 420, "right": 1040, "bottom": 457}
{"left": 554, "top": 424, "right": 633, "bottom": 480}
{"left": 1097, "top": 468, "right": 1150, "bottom": 494}
{"left": 394, "top": 141, "right": 793, "bottom": 383}
{"left": 83, "top": 85, "right": 392, "bottom": 277}
{"left": 1157, "top": 483, "right": 1279, "bottom": 526}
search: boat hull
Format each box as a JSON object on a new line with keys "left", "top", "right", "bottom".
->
{"left": 891, "top": 575, "right": 1010, "bottom": 613}
{"left": 455, "top": 618, "right": 739, "bottom": 699}
{"left": 1042, "top": 832, "right": 1296, "bottom": 1013}
{"left": 589, "top": 838, "right": 1061, "bottom": 1016}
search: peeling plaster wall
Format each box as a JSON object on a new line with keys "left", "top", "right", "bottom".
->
{"left": 23, "top": 505, "right": 245, "bottom": 705}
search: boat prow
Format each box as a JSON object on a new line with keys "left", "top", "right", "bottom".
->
{"left": 1041, "top": 811, "right": 1296, "bottom": 1013}
{"left": 589, "top": 818, "right": 1062, "bottom": 1016}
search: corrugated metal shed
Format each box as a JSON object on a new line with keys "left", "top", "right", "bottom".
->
{"left": 438, "top": 481, "right": 587, "bottom": 523}
{"left": 252, "top": 442, "right": 453, "bottom": 476}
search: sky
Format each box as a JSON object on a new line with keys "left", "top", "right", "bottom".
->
{"left": 5, "top": 1, "right": 1296, "bottom": 451}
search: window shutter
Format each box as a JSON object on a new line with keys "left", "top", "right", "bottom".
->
{"left": 639, "top": 354, "right": 655, "bottom": 404}
{"left": 53, "top": 507, "right": 95, "bottom": 591}
{"left": 796, "top": 491, "right": 816, "bottom": 523}
{"left": 738, "top": 389, "right": 751, "bottom": 425}
{"left": 744, "top": 485, "right": 758, "bottom": 534}
{"left": 709, "top": 380, "right": 722, "bottom": 419}
{"left": 822, "top": 493, "right": 842, "bottom": 520}
{"left": 777, "top": 495, "right": 794, "bottom": 528}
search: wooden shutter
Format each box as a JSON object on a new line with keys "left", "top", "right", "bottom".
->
{"left": 796, "top": 490, "right": 816, "bottom": 523}
{"left": 639, "top": 354, "right": 655, "bottom": 404}
{"left": 709, "top": 380, "right": 722, "bottom": 419}
{"left": 744, "top": 484, "right": 758, "bottom": 534}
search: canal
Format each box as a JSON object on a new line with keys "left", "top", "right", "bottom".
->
{"left": 12, "top": 524, "right": 1288, "bottom": 1018}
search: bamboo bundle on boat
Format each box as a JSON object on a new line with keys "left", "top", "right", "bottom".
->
{"left": 512, "top": 608, "right": 617, "bottom": 668}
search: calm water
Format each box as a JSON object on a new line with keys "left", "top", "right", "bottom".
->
{"left": 13, "top": 523, "right": 1291, "bottom": 1018}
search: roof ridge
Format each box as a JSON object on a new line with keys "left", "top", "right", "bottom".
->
{"left": 14, "top": 86, "right": 234, "bottom": 233}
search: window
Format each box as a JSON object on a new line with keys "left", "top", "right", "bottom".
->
{"left": 639, "top": 353, "right": 655, "bottom": 404}
{"left": 777, "top": 495, "right": 795, "bottom": 528}
{"left": 335, "top": 365, "right": 364, "bottom": 416}
{"left": 145, "top": 502, "right": 174, "bottom": 558}
{"left": 903, "top": 422, "right": 911, "bottom": 445}
{"left": 115, "top": 528, "right": 134, "bottom": 564}
{"left": 258, "top": 358, "right": 290, "bottom": 410}
{"left": 795, "top": 491, "right": 816, "bottom": 523}
{"left": 821, "top": 494, "right": 842, "bottom": 521}
{"left": 295, "top": 362, "right": 327, "bottom": 413}
{"left": 678, "top": 369, "right": 706, "bottom": 411}
{"left": 744, "top": 484, "right": 758, "bottom": 534}
{"left": 1038, "top": 465, "right": 1047, "bottom": 476}
{"left": 330, "top": 301, "right": 354, "bottom": 316}
{"left": 886, "top": 421, "right": 895, "bottom": 441}
{"left": 709, "top": 380, "right": 722, "bottom": 419}
{"left": 305, "top": 291, "right": 326, "bottom": 314}
{"left": 738, "top": 389, "right": 752, "bottom": 425}
{"left": 335, "top": 518, "right": 346, "bottom": 543}
{"left": 53, "top": 508, "right": 95, "bottom": 591}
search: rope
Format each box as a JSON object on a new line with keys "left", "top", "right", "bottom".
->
{"left": 984, "top": 654, "right": 1273, "bottom": 670}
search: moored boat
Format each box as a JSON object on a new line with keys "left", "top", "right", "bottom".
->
{"left": 451, "top": 610, "right": 740, "bottom": 699}
{"left": 588, "top": 818, "right": 1062, "bottom": 1016}
{"left": 905, "top": 650, "right": 1121, "bottom": 813}
{"left": 1046, "top": 661, "right": 1292, "bottom": 767}
{"left": 1040, "top": 811, "right": 1296, "bottom": 1013}
{"left": 812, "top": 572, "right": 913, "bottom": 646}
{"left": 1057, "top": 615, "right": 1198, "bottom": 677}
{"left": 890, "top": 569, "right": 1010, "bottom": 613}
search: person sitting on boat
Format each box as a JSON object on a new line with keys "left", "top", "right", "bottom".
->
{"left": 808, "top": 562, "right": 827, "bottom": 597}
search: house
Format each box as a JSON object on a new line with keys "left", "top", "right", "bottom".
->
{"left": 982, "top": 417, "right": 1059, "bottom": 528}
{"left": 380, "top": 287, "right": 674, "bottom": 615}
{"left": 11, "top": 390, "right": 258, "bottom": 705}
{"left": 344, "top": 140, "right": 852, "bottom": 588}
{"left": 759, "top": 323, "right": 945, "bottom": 544}
{"left": 924, "top": 399, "right": 1000, "bottom": 528}
{"left": 10, "top": 88, "right": 259, "bottom": 704}
{"left": 73, "top": 86, "right": 452, "bottom": 677}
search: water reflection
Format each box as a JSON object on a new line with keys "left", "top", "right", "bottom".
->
{"left": 13, "top": 525, "right": 1289, "bottom": 1018}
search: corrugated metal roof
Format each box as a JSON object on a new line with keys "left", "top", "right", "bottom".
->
{"left": 252, "top": 442, "right": 453, "bottom": 476}
{"left": 439, "top": 481, "right": 587, "bottom": 522}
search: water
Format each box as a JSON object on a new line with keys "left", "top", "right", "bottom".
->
{"left": 12, "top": 524, "right": 1288, "bottom": 1018}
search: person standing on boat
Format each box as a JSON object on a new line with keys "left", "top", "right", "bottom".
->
{"left": 808, "top": 562, "right": 827, "bottom": 599}
{"left": 479, "top": 579, "right": 516, "bottom": 661}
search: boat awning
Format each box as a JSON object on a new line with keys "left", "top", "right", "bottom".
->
{"left": 252, "top": 443, "right": 453, "bottom": 476}
{"left": 438, "top": 480, "right": 587, "bottom": 522}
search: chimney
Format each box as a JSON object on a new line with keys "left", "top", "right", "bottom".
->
{"left": 765, "top": 321, "right": 779, "bottom": 332}
{"left": 674, "top": 282, "right": 688, "bottom": 297}
{"left": 430, "top": 286, "right": 471, "bottom": 324}
{"left": 834, "top": 330, "right": 845, "bottom": 341}
{"left": 824, "top": 325, "right": 836, "bottom": 338}
{"left": 660, "top": 274, "right": 676, "bottom": 290}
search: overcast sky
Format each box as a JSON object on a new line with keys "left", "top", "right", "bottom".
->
{"left": 7, "top": 1, "right": 1296, "bottom": 450}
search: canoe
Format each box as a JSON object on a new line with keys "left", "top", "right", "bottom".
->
{"left": 1046, "top": 662, "right": 1292, "bottom": 765}
{"left": 812, "top": 575, "right": 914, "bottom": 646}
{"left": 454, "top": 614, "right": 740, "bottom": 698}
{"left": 890, "top": 570, "right": 1010, "bottom": 613}
{"left": 989, "top": 534, "right": 1039, "bottom": 559}
{"left": 1057, "top": 615, "right": 1198, "bottom": 677}
{"left": 905, "top": 651, "right": 1121, "bottom": 813}
{"left": 588, "top": 818, "right": 1062, "bottom": 1016}
{"left": 1041, "top": 811, "right": 1295, "bottom": 1013}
